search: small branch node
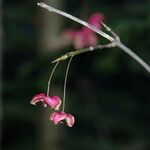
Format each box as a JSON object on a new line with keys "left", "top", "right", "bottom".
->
{"left": 51, "top": 54, "right": 68, "bottom": 63}
{"left": 89, "top": 46, "right": 94, "bottom": 51}
{"left": 38, "top": 2, "right": 46, "bottom": 8}
{"left": 101, "top": 21, "right": 120, "bottom": 41}
{"left": 109, "top": 42, "right": 117, "bottom": 48}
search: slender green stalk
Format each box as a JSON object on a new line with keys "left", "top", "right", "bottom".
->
{"left": 51, "top": 48, "right": 90, "bottom": 63}
{"left": 62, "top": 56, "right": 73, "bottom": 112}
{"left": 51, "top": 43, "right": 116, "bottom": 63}
{"left": 47, "top": 61, "right": 60, "bottom": 96}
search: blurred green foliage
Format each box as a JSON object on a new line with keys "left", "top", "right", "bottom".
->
{"left": 2, "top": 0, "right": 150, "bottom": 150}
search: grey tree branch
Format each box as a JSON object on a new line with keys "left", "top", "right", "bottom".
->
{"left": 37, "top": 2, "right": 113, "bottom": 42}
{"left": 37, "top": 2, "right": 150, "bottom": 74}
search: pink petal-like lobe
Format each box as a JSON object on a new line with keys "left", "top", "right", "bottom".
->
{"left": 51, "top": 96, "right": 62, "bottom": 110}
{"left": 43, "top": 96, "right": 61, "bottom": 110}
{"left": 73, "top": 30, "right": 98, "bottom": 49}
{"left": 88, "top": 13, "right": 104, "bottom": 30}
{"left": 50, "top": 112, "right": 75, "bottom": 127}
{"left": 66, "top": 114, "right": 75, "bottom": 127}
{"left": 50, "top": 112, "right": 66, "bottom": 125}
{"left": 50, "top": 112, "right": 58, "bottom": 121}
{"left": 30, "top": 93, "right": 45, "bottom": 105}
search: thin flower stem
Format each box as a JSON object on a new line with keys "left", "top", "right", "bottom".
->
{"left": 38, "top": 2, "right": 150, "bottom": 74}
{"left": 62, "top": 56, "right": 73, "bottom": 112}
{"left": 47, "top": 61, "right": 60, "bottom": 96}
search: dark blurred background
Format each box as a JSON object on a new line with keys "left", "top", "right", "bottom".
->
{"left": 2, "top": 0, "right": 150, "bottom": 150}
